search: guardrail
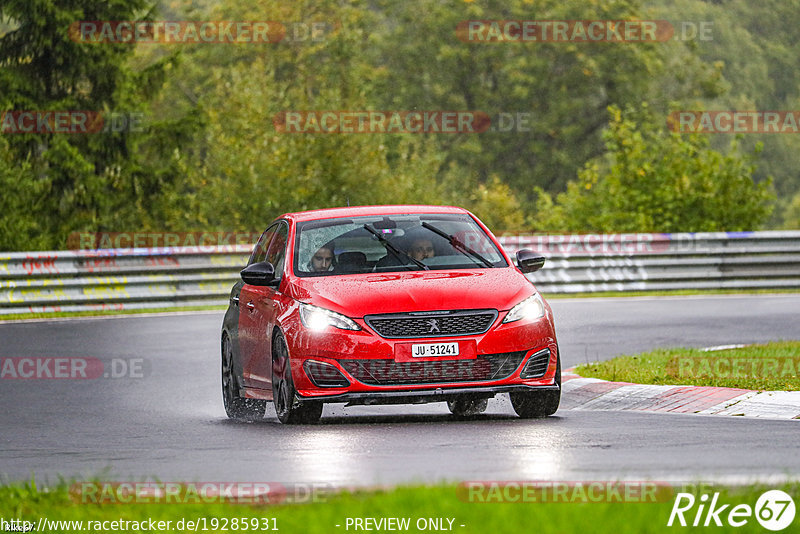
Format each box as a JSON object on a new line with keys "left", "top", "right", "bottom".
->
{"left": 1, "top": 231, "right": 799, "bottom": 315}
{"left": 504, "top": 230, "right": 800, "bottom": 293}
{"left": 0, "top": 246, "right": 252, "bottom": 315}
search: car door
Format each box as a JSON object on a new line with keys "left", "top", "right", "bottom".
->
{"left": 238, "top": 224, "right": 277, "bottom": 390}
{"left": 239, "top": 221, "right": 289, "bottom": 391}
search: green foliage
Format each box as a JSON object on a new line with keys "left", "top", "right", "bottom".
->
{"left": 369, "top": 0, "right": 723, "bottom": 204}
{"left": 0, "top": 0, "right": 795, "bottom": 251}
{"left": 780, "top": 191, "right": 800, "bottom": 230}
{"left": 167, "top": 0, "right": 735, "bottom": 234}
{"left": 0, "top": 138, "right": 46, "bottom": 250}
{"left": 161, "top": 0, "right": 525, "bottom": 232}
{"left": 543, "top": 105, "right": 774, "bottom": 232}
{"left": 5, "top": 480, "right": 800, "bottom": 534}
{"left": 0, "top": 0, "right": 189, "bottom": 250}
{"left": 450, "top": 175, "right": 527, "bottom": 232}
{"left": 648, "top": 0, "right": 800, "bottom": 205}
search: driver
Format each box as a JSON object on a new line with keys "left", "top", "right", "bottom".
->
{"left": 407, "top": 237, "right": 435, "bottom": 261}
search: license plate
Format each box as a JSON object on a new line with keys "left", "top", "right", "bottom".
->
{"left": 411, "top": 342, "right": 459, "bottom": 358}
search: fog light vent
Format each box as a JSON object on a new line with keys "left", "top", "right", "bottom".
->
{"left": 520, "top": 349, "right": 551, "bottom": 379}
{"left": 303, "top": 360, "right": 350, "bottom": 388}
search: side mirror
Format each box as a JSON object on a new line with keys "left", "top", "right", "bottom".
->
{"left": 240, "top": 261, "right": 275, "bottom": 286}
{"left": 516, "top": 250, "right": 546, "bottom": 274}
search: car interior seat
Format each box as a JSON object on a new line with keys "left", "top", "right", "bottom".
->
{"left": 336, "top": 251, "right": 368, "bottom": 273}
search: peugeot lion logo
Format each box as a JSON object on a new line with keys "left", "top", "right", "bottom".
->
{"left": 427, "top": 319, "right": 440, "bottom": 333}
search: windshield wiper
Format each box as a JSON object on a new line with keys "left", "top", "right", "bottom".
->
{"left": 421, "top": 222, "right": 494, "bottom": 268}
{"left": 363, "top": 224, "right": 429, "bottom": 271}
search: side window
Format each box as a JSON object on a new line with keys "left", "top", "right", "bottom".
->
{"left": 248, "top": 226, "right": 277, "bottom": 266}
{"left": 265, "top": 222, "right": 289, "bottom": 279}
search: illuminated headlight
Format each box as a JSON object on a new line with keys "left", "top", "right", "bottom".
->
{"left": 299, "top": 303, "right": 361, "bottom": 331}
{"left": 502, "top": 294, "right": 545, "bottom": 324}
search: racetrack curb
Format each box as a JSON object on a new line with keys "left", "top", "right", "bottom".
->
{"left": 562, "top": 371, "right": 800, "bottom": 420}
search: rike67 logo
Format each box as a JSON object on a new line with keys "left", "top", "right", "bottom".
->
{"left": 668, "top": 490, "right": 796, "bottom": 531}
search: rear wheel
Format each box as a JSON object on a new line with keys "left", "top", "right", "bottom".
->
{"left": 447, "top": 397, "right": 489, "bottom": 417}
{"left": 222, "top": 334, "right": 266, "bottom": 420}
{"left": 272, "top": 331, "right": 323, "bottom": 424}
{"left": 510, "top": 353, "right": 561, "bottom": 418}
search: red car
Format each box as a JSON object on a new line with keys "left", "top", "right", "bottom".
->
{"left": 221, "top": 205, "right": 560, "bottom": 424}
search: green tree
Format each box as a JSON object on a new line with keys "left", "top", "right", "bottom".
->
{"left": 369, "top": 0, "right": 724, "bottom": 209}
{"left": 538, "top": 105, "right": 774, "bottom": 232}
{"left": 0, "top": 0, "right": 187, "bottom": 250}
{"left": 650, "top": 0, "right": 800, "bottom": 223}
{"left": 156, "top": 0, "right": 525, "bottom": 232}
{"left": 780, "top": 191, "right": 800, "bottom": 230}
{"left": 0, "top": 138, "right": 45, "bottom": 250}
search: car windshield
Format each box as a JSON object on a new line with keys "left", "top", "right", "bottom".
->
{"left": 294, "top": 214, "right": 507, "bottom": 276}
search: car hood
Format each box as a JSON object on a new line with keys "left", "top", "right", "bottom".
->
{"left": 287, "top": 268, "right": 535, "bottom": 317}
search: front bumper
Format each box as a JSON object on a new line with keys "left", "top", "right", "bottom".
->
{"left": 281, "top": 307, "right": 559, "bottom": 402}
{"left": 315, "top": 384, "right": 560, "bottom": 407}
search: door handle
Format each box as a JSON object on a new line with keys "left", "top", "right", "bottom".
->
{"left": 246, "top": 301, "right": 255, "bottom": 311}
{"left": 232, "top": 296, "right": 240, "bottom": 306}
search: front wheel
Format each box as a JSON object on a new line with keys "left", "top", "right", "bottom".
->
{"left": 272, "top": 331, "right": 323, "bottom": 424}
{"left": 222, "top": 334, "right": 266, "bottom": 420}
{"left": 509, "top": 353, "right": 561, "bottom": 418}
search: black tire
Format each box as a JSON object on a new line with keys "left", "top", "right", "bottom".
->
{"left": 272, "top": 331, "right": 323, "bottom": 424}
{"left": 447, "top": 397, "right": 489, "bottom": 417}
{"left": 222, "top": 333, "right": 266, "bottom": 420}
{"left": 509, "top": 353, "right": 561, "bottom": 419}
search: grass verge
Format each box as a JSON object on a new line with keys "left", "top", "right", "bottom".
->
{"left": 573, "top": 341, "right": 800, "bottom": 391}
{"left": 1, "top": 481, "right": 798, "bottom": 533}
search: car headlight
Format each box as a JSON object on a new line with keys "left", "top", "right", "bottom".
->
{"left": 299, "top": 303, "right": 361, "bottom": 331}
{"left": 502, "top": 293, "right": 545, "bottom": 324}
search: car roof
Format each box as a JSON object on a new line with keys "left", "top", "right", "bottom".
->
{"left": 280, "top": 205, "right": 471, "bottom": 222}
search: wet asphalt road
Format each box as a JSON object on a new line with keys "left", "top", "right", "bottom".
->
{"left": 0, "top": 294, "right": 798, "bottom": 486}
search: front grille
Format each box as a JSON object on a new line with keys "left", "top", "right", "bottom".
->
{"left": 339, "top": 351, "right": 526, "bottom": 386}
{"left": 365, "top": 310, "right": 498, "bottom": 339}
{"left": 519, "top": 348, "right": 551, "bottom": 379}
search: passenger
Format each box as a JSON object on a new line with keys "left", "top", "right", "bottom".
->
{"left": 308, "top": 244, "right": 334, "bottom": 272}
